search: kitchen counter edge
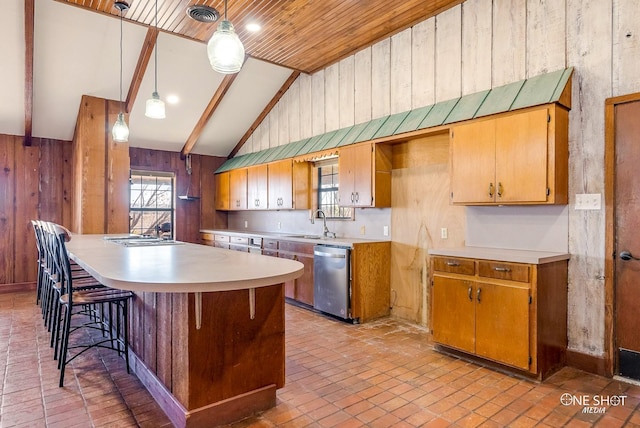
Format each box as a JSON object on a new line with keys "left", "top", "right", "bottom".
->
{"left": 428, "top": 247, "right": 570, "bottom": 265}
{"left": 201, "top": 229, "right": 390, "bottom": 247}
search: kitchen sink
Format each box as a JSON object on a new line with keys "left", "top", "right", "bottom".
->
{"left": 284, "top": 234, "right": 325, "bottom": 240}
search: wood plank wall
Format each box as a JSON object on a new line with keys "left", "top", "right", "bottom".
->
{"left": 0, "top": 135, "right": 73, "bottom": 290}
{"left": 129, "top": 148, "right": 227, "bottom": 243}
{"left": 236, "top": 0, "right": 640, "bottom": 358}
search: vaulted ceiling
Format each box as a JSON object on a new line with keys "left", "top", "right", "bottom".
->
{"left": 2, "top": 0, "right": 462, "bottom": 157}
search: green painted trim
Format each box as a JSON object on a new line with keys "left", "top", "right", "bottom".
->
{"left": 551, "top": 67, "right": 574, "bottom": 104}
{"left": 444, "top": 90, "right": 491, "bottom": 124}
{"left": 394, "top": 105, "right": 434, "bottom": 135}
{"left": 354, "top": 116, "right": 391, "bottom": 143}
{"left": 510, "top": 68, "right": 567, "bottom": 110}
{"left": 420, "top": 98, "right": 460, "bottom": 128}
{"left": 474, "top": 79, "right": 526, "bottom": 118}
{"left": 338, "top": 122, "right": 369, "bottom": 146}
{"left": 373, "top": 111, "right": 410, "bottom": 139}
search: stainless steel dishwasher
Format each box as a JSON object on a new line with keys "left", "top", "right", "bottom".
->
{"left": 313, "top": 245, "right": 351, "bottom": 320}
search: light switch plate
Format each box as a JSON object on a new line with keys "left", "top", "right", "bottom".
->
{"left": 575, "top": 193, "right": 601, "bottom": 210}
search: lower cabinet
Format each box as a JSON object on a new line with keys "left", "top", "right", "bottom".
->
{"left": 431, "top": 256, "right": 567, "bottom": 379}
{"left": 278, "top": 240, "right": 314, "bottom": 306}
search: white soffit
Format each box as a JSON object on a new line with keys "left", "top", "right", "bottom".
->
{"left": 0, "top": 0, "right": 25, "bottom": 136}
{"left": 193, "top": 57, "right": 293, "bottom": 157}
{"left": 128, "top": 32, "right": 224, "bottom": 153}
{"left": 32, "top": 0, "right": 146, "bottom": 141}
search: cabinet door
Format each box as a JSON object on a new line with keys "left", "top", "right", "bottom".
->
{"left": 432, "top": 275, "right": 475, "bottom": 354}
{"left": 214, "top": 172, "right": 229, "bottom": 211}
{"left": 495, "top": 109, "right": 549, "bottom": 203}
{"left": 229, "top": 168, "right": 247, "bottom": 210}
{"left": 352, "top": 143, "right": 373, "bottom": 207}
{"left": 247, "top": 165, "right": 268, "bottom": 210}
{"left": 338, "top": 145, "right": 356, "bottom": 206}
{"left": 268, "top": 160, "right": 293, "bottom": 209}
{"left": 450, "top": 120, "right": 496, "bottom": 204}
{"left": 475, "top": 281, "right": 530, "bottom": 370}
{"left": 294, "top": 252, "right": 314, "bottom": 306}
{"left": 278, "top": 253, "right": 296, "bottom": 299}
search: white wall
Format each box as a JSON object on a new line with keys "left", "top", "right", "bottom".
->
{"left": 238, "top": 0, "right": 640, "bottom": 358}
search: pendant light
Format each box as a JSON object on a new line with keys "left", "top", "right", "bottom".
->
{"left": 112, "top": 1, "right": 130, "bottom": 142}
{"left": 206, "top": 0, "right": 245, "bottom": 74}
{"left": 145, "top": 0, "right": 166, "bottom": 119}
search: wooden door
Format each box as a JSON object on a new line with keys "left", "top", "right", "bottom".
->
{"left": 475, "top": 281, "right": 530, "bottom": 370}
{"left": 247, "top": 165, "right": 268, "bottom": 210}
{"left": 268, "top": 160, "right": 293, "bottom": 209}
{"left": 432, "top": 276, "right": 475, "bottom": 353}
{"left": 352, "top": 143, "right": 373, "bottom": 207}
{"left": 450, "top": 120, "right": 496, "bottom": 204}
{"left": 615, "top": 100, "right": 640, "bottom": 381}
{"left": 495, "top": 109, "right": 549, "bottom": 203}
{"left": 214, "top": 171, "right": 229, "bottom": 210}
{"left": 229, "top": 168, "right": 247, "bottom": 210}
{"left": 338, "top": 145, "right": 356, "bottom": 205}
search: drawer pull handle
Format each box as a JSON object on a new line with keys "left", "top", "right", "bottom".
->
{"left": 497, "top": 182, "right": 503, "bottom": 198}
{"left": 494, "top": 267, "right": 511, "bottom": 272}
{"left": 468, "top": 286, "right": 472, "bottom": 301}
{"left": 446, "top": 262, "right": 460, "bottom": 267}
{"left": 477, "top": 287, "right": 481, "bottom": 303}
{"left": 488, "top": 182, "right": 494, "bottom": 198}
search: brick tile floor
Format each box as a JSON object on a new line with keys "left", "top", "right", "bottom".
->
{"left": 2, "top": 291, "right": 640, "bottom": 427}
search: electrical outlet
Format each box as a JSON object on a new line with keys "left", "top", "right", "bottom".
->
{"left": 575, "top": 193, "right": 601, "bottom": 210}
{"left": 383, "top": 225, "right": 389, "bottom": 236}
{"left": 441, "top": 228, "right": 448, "bottom": 239}
{"left": 244, "top": 220, "right": 248, "bottom": 228}
{"left": 360, "top": 225, "right": 366, "bottom": 235}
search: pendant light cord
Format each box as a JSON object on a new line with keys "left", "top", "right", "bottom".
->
{"left": 154, "top": 0, "right": 158, "bottom": 93}
{"left": 224, "top": 0, "right": 228, "bottom": 20}
{"left": 119, "top": 7, "right": 124, "bottom": 111}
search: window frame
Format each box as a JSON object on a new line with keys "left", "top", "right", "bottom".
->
{"left": 315, "top": 161, "right": 352, "bottom": 220}
{"left": 129, "top": 170, "right": 175, "bottom": 238}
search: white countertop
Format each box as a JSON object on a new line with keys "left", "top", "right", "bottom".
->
{"left": 428, "top": 246, "right": 570, "bottom": 264}
{"left": 65, "top": 234, "right": 304, "bottom": 293}
{"left": 200, "top": 229, "right": 390, "bottom": 247}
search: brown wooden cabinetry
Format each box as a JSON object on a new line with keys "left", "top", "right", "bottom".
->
{"left": 247, "top": 165, "right": 268, "bottom": 210}
{"left": 214, "top": 171, "right": 230, "bottom": 211}
{"left": 278, "top": 240, "right": 314, "bottom": 306}
{"left": 450, "top": 105, "right": 568, "bottom": 205}
{"left": 268, "top": 160, "right": 293, "bottom": 209}
{"left": 338, "top": 142, "right": 392, "bottom": 208}
{"left": 431, "top": 255, "right": 567, "bottom": 379}
{"left": 229, "top": 168, "right": 248, "bottom": 210}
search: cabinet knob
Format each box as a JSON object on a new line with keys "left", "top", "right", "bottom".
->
{"left": 488, "top": 183, "right": 494, "bottom": 198}
{"left": 476, "top": 287, "right": 482, "bottom": 303}
{"left": 494, "top": 267, "right": 511, "bottom": 272}
{"left": 355, "top": 192, "right": 359, "bottom": 202}
{"left": 497, "top": 182, "right": 503, "bottom": 198}
{"left": 446, "top": 261, "right": 460, "bottom": 267}
{"left": 351, "top": 192, "right": 355, "bottom": 202}
{"left": 467, "top": 286, "right": 472, "bottom": 301}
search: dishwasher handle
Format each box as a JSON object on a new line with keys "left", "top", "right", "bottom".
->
{"left": 314, "top": 250, "right": 347, "bottom": 258}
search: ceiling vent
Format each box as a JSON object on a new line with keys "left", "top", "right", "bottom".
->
{"left": 186, "top": 5, "right": 220, "bottom": 23}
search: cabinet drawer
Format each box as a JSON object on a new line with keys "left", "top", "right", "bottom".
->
{"left": 201, "top": 232, "right": 214, "bottom": 241}
{"left": 263, "top": 239, "right": 278, "bottom": 250}
{"left": 214, "top": 234, "right": 230, "bottom": 243}
{"left": 230, "top": 236, "right": 249, "bottom": 245}
{"left": 262, "top": 249, "right": 278, "bottom": 257}
{"left": 432, "top": 257, "right": 475, "bottom": 275}
{"left": 278, "top": 240, "right": 314, "bottom": 255}
{"left": 478, "top": 261, "right": 530, "bottom": 283}
{"left": 229, "top": 244, "right": 249, "bottom": 252}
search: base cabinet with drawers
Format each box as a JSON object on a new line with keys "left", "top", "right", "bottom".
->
{"left": 431, "top": 255, "right": 568, "bottom": 379}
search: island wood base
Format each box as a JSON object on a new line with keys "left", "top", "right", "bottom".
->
{"left": 127, "top": 284, "right": 285, "bottom": 428}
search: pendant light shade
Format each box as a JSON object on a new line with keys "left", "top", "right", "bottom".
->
{"left": 112, "top": 112, "right": 130, "bottom": 142}
{"left": 145, "top": 0, "right": 166, "bottom": 118}
{"left": 113, "top": 1, "right": 129, "bottom": 142}
{"left": 207, "top": 1, "right": 244, "bottom": 74}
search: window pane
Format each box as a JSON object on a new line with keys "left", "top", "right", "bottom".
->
{"left": 129, "top": 172, "right": 175, "bottom": 237}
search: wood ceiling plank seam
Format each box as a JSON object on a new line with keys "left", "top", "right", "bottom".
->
{"left": 125, "top": 27, "right": 158, "bottom": 114}
{"left": 24, "top": 0, "right": 34, "bottom": 146}
{"left": 229, "top": 71, "right": 301, "bottom": 158}
{"left": 181, "top": 73, "right": 238, "bottom": 158}
{"left": 161, "top": 0, "right": 194, "bottom": 34}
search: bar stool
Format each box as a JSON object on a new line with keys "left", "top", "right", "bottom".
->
{"left": 51, "top": 224, "right": 133, "bottom": 387}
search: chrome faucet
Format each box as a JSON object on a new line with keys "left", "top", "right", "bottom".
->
{"left": 311, "top": 209, "right": 335, "bottom": 238}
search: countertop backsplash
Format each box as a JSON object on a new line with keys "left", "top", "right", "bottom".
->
{"left": 465, "top": 205, "right": 569, "bottom": 253}
{"left": 227, "top": 208, "right": 392, "bottom": 241}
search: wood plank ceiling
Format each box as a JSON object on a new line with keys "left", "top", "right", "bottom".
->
{"left": 56, "top": 0, "right": 463, "bottom": 73}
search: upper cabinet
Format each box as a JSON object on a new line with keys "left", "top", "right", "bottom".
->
{"left": 338, "top": 142, "right": 392, "bottom": 208}
{"left": 450, "top": 105, "right": 568, "bottom": 205}
{"left": 268, "top": 160, "right": 293, "bottom": 209}
{"left": 229, "top": 168, "right": 248, "bottom": 210}
{"left": 214, "top": 171, "right": 230, "bottom": 211}
{"left": 247, "top": 165, "right": 268, "bottom": 210}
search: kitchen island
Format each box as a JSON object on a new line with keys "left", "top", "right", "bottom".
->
{"left": 65, "top": 235, "right": 304, "bottom": 428}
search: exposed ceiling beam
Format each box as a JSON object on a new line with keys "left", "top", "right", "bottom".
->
{"left": 24, "top": 0, "right": 34, "bottom": 146}
{"left": 181, "top": 73, "right": 239, "bottom": 158}
{"left": 229, "top": 71, "right": 301, "bottom": 158}
{"left": 125, "top": 27, "right": 158, "bottom": 113}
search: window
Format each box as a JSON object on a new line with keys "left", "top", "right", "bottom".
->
{"left": 129, "top": 171, "right": 174, "bottom": 237}
{"left": 317, "top": 163, "right": 352, "bottom": 219}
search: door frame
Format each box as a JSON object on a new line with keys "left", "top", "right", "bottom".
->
{"left": 604, "top": 91, "right": 640, "bottom": 377}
